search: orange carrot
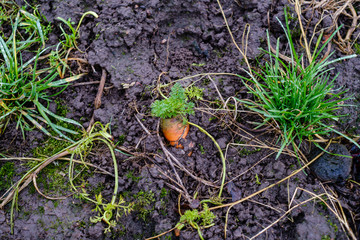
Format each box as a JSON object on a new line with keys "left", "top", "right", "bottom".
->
{"left": 161, "top": 117, "right": 189, "bottom": 148}
{"left": 151, "top": 83, "right": 194, "bottom": 148}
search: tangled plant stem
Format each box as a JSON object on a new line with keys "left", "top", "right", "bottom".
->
{"left": 67, "top": 122, "right": 133, "bottom": 232}
{"left": 3, "top": 122, "right": 132, "bottom": 234}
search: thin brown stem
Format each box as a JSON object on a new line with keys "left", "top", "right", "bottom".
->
{"left": 94, "top": 68, "right": 107, "bottom": 109}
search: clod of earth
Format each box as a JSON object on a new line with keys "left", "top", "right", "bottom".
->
{"left": 160, "top": 117, "right": 189, "bottom": 148}
{"left": 309, "top": 144, "right": 352, "bottom": 183}
{"left": 350, "top": 141, "right": 360, "bottom": 182}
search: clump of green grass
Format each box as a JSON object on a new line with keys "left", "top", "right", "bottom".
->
{"left": 56, "top": 11, "right": 98, "bottom": 51}
{"left": 0, "top": 8, "right": 83, "bottom": 141}
{"left": 52, "top": 11, "right": 97, "bottom": 78}
{"left": 238, "top": 8, "right": 357, "bottom": 159}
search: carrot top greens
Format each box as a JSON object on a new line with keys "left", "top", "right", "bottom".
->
{"left": 151, "top": 83, "right": 195, "bottom": 119}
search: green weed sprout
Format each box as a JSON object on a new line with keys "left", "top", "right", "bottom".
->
{"left": 54, "top": 11, "right": 98, "bottom": 78}
{"left": 0, "top": 10, "right": 83, "bottom": 141}
{"left": 175, "top": 203, "right": 216, "bottom": 240}
{"left": 56, "top": 11, "right": 98, "bottom": 52}
{"left": 238, "top": 8, "right": 356, "bottom": 159}
{"left": 68, "top": 122, "right": 133, "bottom": 233}
{"left": 151, "top": 83, "right": 195, "bottom": 121}
{"left": 185, "top": 86, "right": 204, "bottom": 100}
{"left": 90, "top": 193, "right": 134, "bottom": 233}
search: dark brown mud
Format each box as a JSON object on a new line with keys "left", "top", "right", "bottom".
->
{"left": 1, "top": 0, "right": 359, "bottom": 239}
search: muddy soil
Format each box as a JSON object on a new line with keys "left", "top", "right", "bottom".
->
{"left": 1, "top": 0, "right": 360, "bottom": 239}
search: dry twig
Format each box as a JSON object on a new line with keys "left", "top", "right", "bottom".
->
{"left": 94, "top": 68, "right": 107, "bottom": 109}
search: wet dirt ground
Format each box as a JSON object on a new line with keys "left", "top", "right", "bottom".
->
{"left": 1, "top": 0, "right": 360, "bottom": 239}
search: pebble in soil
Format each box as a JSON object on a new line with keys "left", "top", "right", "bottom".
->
{"left": 309, "top": 143, "right": 352, "bottom": 183}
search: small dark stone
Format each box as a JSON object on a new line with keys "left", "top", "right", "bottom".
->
{"left": 309, "top": 144, "right": 352, "bottom": 183}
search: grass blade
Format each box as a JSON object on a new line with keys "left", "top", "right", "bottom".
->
{"left": 48, "top": 73, "right": 87, "bottom": 87}
{"left": 36, "top": 102, "right": 82, "bottom": 127}
{"left": 21, "top": 110, "right": 51, "bottom": 137}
